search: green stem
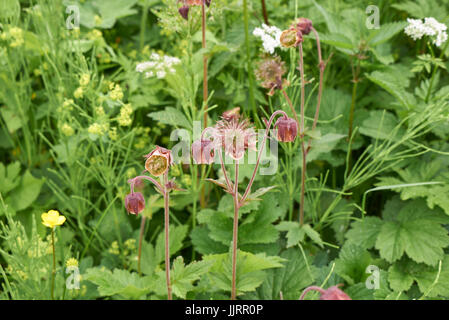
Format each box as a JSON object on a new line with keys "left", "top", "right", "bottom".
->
{"left": 137, "top": 216, "right": 146, "bottom": 276}
{"left": 51, "top": 228, "right": 56, "bottom": 300}
{"left": 163, "top": 174, "right": 172, "bottom": 300}
{"left": 139, "top": 3, "right": 149, "bottom": 52}
{"left": 243, "top": 0, "right": 257, "bottom": 119}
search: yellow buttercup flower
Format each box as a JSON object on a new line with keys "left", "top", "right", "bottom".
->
{"left": 41, "top": 210, "right": 66, "bottom": 228}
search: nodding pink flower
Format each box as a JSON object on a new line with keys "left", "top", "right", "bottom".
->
{"left": 214, "top": 116, "right": 257, "bottom": 161}
{"left": 300, "top": 285, "right": 351, "bottom": 300}
{"left": 296, "top": 17, "right": 313, "bottom": 35}
{"left": 205, "top": 0, "right": 211, "bottom": 7}
{"left": 178, "top": 5, "right": 189, "bottom": 20}
{"left": 274, "top": 116, "right": 297, "bottom": 142}
{"left": 125, "top": 192, "right": 145, "bottom": 215}
{"left": 192, "top": 139, "right": 215, "bottom": 164}
{"left": 280, "top": 28, "right": 300, "bottom": 48}
{"left": 144, "top": 146, "right": 173, "bottom": 177}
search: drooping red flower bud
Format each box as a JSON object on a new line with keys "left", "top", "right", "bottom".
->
{"left": 274, "top": 116, "right": 297, "bottom": 142}
{"left": 299, "top": 285, "right": 351, "bottom": 300}
{"left": 192, "top": 139, "right": 215, "bottom": 164}
{"left": 296, "top": 17, "right": 313, "bottom": 35}
{"left": 319, "top": 286, "right": 351, "bottom": 300}
{"left": 144, "top": 146, "right": 173, "bottom": 177}
{"left": 205, "top": 0, "right": 211, "bottom": 7}
{"left": 125, "top": 192, "right": 145, "bottom": 215}
{"left": 178, "top": 5, "right": 189, "bottom": 20}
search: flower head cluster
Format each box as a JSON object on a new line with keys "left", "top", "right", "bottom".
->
{"left": 255, "top": 55, "right": 288, "bottom": 95}
{"left": 214, "top": 113, "right": 257, "bottom": 161}
{"left": 88, "top": 122, "right": 108, "bottom": 136}
{"left": 118, "top": 104, "right": 133, "bottom": 127}
{"left": 253, "top": 24, "right": 282, "bottom": 54}
{"left": 405, "top": 17, "right": 448, "bottom": 47}
{"left": 109, "top": 83, "right": 124, "bottom": 101}
{"left": 41, "top": 210, "right": 66, "bottom": 228}
{"left": 136, "top": 53, "right": 181, "bottom": 79}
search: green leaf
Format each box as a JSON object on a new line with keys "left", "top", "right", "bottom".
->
{"left": 246, "top": 249, "right": 315, "bottom": 300}
{"left": 190, "top": 226, "right": 228, "bottom": 255}
{"left": 148, "top": 107, "right": 191, "bottom": 129}
{"left": 375, "top": 200, "right": 449, "bottom": 265}
{"left": 388, "top": 261, "right": 415, "bottom": 292}
{"left": 359, "top": 110, "right": 402, "bottom": 140}
{"left": 302, "top": 224, "right": 324, "bottom": 248}
{"left": 8, "top": 171, "right": 44, "bottom": 212}
{"left": 345, "top": 216, "right": 383, "bottom": 249}
{"left": 85, "top": 268, "right": 154, "bottom": 299}
{"left": 155, "top": 225, "right": 188, "bottom": 264}
{"left": 204, "top": 250, "right": 285, "bottom": 296}
{"left": 306, "top": 133, "right": 346, "bottom": 162}
{"left": 0, "top": 162, "right": 21, "bottom": 194}
{"left": 0, "top": 0, "right": 20, "bottom": 19}
{"left": 335, "top": 243, "right": 372, "bottom": 285}
{"left": 154, "top": 256, "right": 213, "bottom": 299}
{"left": 367, "top": 21, "right": 407, "bottom": 46}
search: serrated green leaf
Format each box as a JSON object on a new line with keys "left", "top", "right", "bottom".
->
{"left": 345, "top": 216, "right": 383, "bottom": 249}
{"left": 155, "top": 225, "right": 188, "bottom": 264}
{"left": 148, "top": 107, "right": 191, "bottom": 129}
{"left": 335, "top": 243, "right": 372, "bottom": 285}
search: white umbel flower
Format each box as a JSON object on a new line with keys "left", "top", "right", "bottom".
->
{"left": 404, "top": 17, "right": 448, "bottom": 47}
{"left": 253, "top": 23, "right": 282, "bottom": 54}
{"left": 136, "top": 53, "right": 181, "bottom": 79}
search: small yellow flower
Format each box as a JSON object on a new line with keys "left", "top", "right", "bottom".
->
{"left": 66, "top": 258, "right": 79, "bottom": 268}
{"left": 74, "top": 87, "right": 84, "bottom": 99}
{"left": 79, "top": 74, "right": 90, "bottom": 87}
{"left": 61, "top": 123, "right": 75, "bottom": 137}
{"left": 41, "top": 210, "right": 66, "bottom": 228}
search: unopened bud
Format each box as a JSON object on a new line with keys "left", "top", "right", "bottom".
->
{"left": 274, "top": 116, "right": 297, "bottom": 142}
{"left": 125, "top": 192, "right": 145, "bottom": 215}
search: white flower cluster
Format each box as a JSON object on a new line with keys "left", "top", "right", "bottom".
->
{"left": 404, "top": 17, "right": 448, "bottom": 47}
{"left": 136, "top": 53, "right": 181, "bottom": 79}
{"left": 253, "top": 23, "right": 282, "bottom": 54}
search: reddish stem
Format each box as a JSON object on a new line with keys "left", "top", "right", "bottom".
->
{"left": 240, "top": 110, "right": 288, "bottom": 204}
{"left": 299, "top": 286, "right": 326, "bottom": 300}
{"left": 231, "top": 160, "right": 239, "bottom": 300}
{"left": 163, "top": 173, "right": 172, "bottom": 300}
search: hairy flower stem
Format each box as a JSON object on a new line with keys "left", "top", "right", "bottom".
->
{"left": 282, "top": 89, "right": 300, "bottom": 128}
{"left": 51, "top": 228, "right": 56, "bottom": 300}
{"left": 260, "top": 0, "right": 269, "bottom": 25}
{"left": 298, "top": 43, "right": 306, "bottom": 226}
{"left": 299, "top": 286, "right": 326, "bottom": 300}
{"left": 163, "top": 173, "right": 172, "bottom": 300}
{"left": 137, "top": 216, "right": 146, "bottom": 275}
{"left": 231, "top": 160, "right": 239, "bottom": 300}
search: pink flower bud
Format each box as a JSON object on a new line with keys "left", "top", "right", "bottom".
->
{"left": 300, "top": 285, "right": 351, "bottom": 300}
{"left": 319, "top": 286, "right": 351, "bottom": 300}
{"left": 205, "top": 0, "right": 211, "bottom": 7}
{"left": 274, "top": 116, "right": 297, "bottom": 142}
{"left": 178, "top": 5, "right": 189, "bottom": 20}
{"left": 192, "top": 139, "right": 215, "bottom": 164}
{"left": 296, "top": 18, "right": 313, "bottom": 35}
{"left": 125, "top": 192, "right": 145, "bottom": 215}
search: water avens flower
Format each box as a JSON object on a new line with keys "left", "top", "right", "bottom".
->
{"left": 41, "top": 210, "right": 66, "bottom": 228}
{"left": 192, "top": 139, "right": 215, "bottom": 164}
{"left": 300, "top": 285, "right": 351, "bottom": 300}
{"left": 280, "top": 28, "right": 300, "bottom": 48}
{"left": 214, "top": 115, "right": 256, "bottom": 161}
{"left": 125, "top": 192, "right": 145, "bottom": 215}
{"left": 255, "top": 55, "right": 288, "bottom": 96}
{"left": 274, "top": 116, "right": 298, "bottom": 142}
{"left": 178, "top": 5, "right": 189, "bottom": 20}
{"left": 144, "top": 146, "right": 173, "bottom": 177}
